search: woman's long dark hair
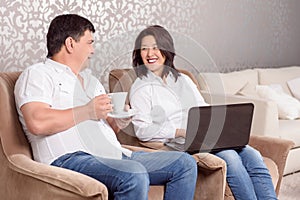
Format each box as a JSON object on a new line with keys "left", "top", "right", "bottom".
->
{"left": 132, "top": 25, "right": 179, "bottom": 80}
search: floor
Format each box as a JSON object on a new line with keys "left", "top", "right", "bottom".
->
{"left": 278, "top": 171, "right": 300, "bottom": 200}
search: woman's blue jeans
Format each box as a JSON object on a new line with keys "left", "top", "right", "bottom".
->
{"left": 214, "top": 145, "right": 277, "bottom": 200}
{"left": 51, "top": 150, "right": 197, "bottom": 200}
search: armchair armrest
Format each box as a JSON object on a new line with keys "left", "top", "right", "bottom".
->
{"left": 8, "top": 154, "right": 108, "bottom": 199}
{"left": 201, "top": 91, "right": 280, "bottom": 137}
{"left": 249, "top": 135, "right": 294, "bottom": 194}
{"left": 122, "top": 144, "right": 160, "bottom": 152}
{"left": 193, "top": 153, "right": 227, "bottom": 200}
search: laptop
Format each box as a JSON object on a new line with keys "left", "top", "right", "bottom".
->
{"left": 164, "top": 103, "right": 254, "bottom": 154}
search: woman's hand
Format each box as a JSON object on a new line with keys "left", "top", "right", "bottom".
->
{"left": 175, "top": 129, "right": 186, "bottom": 138}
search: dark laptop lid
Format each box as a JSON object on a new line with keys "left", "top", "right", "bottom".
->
{"left": 184, "top": 103, "right": 254, "bottom": 154}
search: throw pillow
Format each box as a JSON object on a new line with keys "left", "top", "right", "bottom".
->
{"left": 198, "top": 69, "right": 258, "bottom": 95}
{"left": 287, "top": 77, "right": 300, "bottom": 101}
{"left": 256, "top": 85, "right": 300, "bottom": 120}
{"left": 237, "top": 82, "right": 259, "bottom": 97}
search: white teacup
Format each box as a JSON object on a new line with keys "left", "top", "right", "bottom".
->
{"left": 109, "top": 92, "right": 128, "bottom": 114}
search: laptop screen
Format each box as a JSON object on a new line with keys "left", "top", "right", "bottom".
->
{"left": 184, "top": 103, "right": 254, "bottom": 154}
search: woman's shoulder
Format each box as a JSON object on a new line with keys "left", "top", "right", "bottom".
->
{"left": 131, "top": 76, "right": 151, "bottom": 91}
{"left": 177, "top": 72, "right": 195, "bottom": 84}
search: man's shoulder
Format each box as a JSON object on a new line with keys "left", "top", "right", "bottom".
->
{"left": 22, "top": 61, "right": 52, "bottom": 74}
{"left": 16, "top": 61, "right": 57, "bottom": 88}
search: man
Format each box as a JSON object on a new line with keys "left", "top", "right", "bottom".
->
{"left": 14, "top": 14, "right": 197, "bottom": 200}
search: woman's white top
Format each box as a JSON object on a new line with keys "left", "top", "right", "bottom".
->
{"left": 130, "top": 71, "right": 208, "bottom": 142}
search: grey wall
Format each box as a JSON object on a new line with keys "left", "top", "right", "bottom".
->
{"left": 1, "top": 0, "right": 300, "bottom": 91}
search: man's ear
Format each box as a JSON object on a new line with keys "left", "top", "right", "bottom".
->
{"left": 64, "top": 37, "right": 74, "bottom": 53}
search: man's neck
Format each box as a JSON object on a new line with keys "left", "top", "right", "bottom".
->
{"left": 52, "top": 53, "right": 80, "bottom": 75}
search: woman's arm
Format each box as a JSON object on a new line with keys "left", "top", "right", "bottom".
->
{"left": 130, "top": 83, "right": 177, "bottom": 141}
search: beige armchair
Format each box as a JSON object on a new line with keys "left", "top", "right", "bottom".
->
{"left": 0, "top": 72, "right": 108, "bottom": 200}
{"left": 0, "top": 71, "right": 226, "bottom": 200}
{"left": 0, "top": 70, "right": 293, "bottom": 200}
{"left": 109, "top": 68, "right": 295, "bottom": 199}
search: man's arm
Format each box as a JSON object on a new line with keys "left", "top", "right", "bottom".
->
{"left": 21, "top": 94, "right": 113, "bottom": 135}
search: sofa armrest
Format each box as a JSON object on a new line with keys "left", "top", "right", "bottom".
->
{"left": 249, "top": 135, "right": 294, "bottom": 194}
{"left": 8, "top": 154, "right": 108, "bottom": 199}
{"left": 201, "top": 91, "right": 280, "bottom": 137}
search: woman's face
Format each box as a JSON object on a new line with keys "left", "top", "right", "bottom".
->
{"left": 140, "top": 35, "right": 166, "bottom": 76}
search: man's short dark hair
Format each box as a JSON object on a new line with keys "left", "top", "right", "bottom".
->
{"left": 46, "top": 14, "right": 95, "bottom": 58}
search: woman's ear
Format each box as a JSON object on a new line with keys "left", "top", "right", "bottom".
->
{"left": 64, "top": 37, "right": 74, "bottom": 53}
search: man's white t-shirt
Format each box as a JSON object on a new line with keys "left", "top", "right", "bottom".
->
{"left": 14, "top": 59, "right": 131, "bottom": 165}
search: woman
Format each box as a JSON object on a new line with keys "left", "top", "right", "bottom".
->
{"left": 129, "top": 25, "right": 277, "bottom": 200}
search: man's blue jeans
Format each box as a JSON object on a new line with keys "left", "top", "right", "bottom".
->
{"left": 214, "top": 145, "right": 277, "bottom": 200}
{"left": 51, "top": 150, "right": 197, "bottom": 200}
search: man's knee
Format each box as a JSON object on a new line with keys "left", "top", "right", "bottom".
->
{"left": 124, "top": 162, "right": 150, "bottom": 187}
{"left": 121, "top": 167, "right": 150, "bottom": 197}
{"left": 177, "top": 153, "right": 198, "bottom": 174}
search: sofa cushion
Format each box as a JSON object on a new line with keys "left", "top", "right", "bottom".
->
{"left": 287, "top": 77, "right": 300, "bottom": 101}
{"left": 198, "top": 69, "right": 258, "bottom": 95}
{"left": 237, "top": 81, "right": 259, "bottom": 97}
{"left": 258, "top": 66, "right": 300, "bottom": 96}
{"left": 256, "top": 85, "right": 300, "bottom": 120}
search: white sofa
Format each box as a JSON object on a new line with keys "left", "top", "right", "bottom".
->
{"left": 197, "top": 66, "right": 300, "bottom": 175}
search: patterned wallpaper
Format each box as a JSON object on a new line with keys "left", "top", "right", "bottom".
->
{"left": 1, "top": 0, "right": 300, "bottom": 91}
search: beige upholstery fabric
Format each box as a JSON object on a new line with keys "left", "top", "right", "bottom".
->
{"left": 109, "top": 68, "right": 294, "bottom": 199}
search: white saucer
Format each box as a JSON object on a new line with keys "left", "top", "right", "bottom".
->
{"left": 107, "top": 109, "right": 136, "bottom": 119}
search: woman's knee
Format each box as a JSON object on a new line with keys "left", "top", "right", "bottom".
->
{"left": 215, "top": 150, "right": 244, "bottom": 171}
{"left": 241, "top": 146, "right": 266, "bottom": 170}
{"left": 243, "top": 146, "right": 262, "bottom": 158}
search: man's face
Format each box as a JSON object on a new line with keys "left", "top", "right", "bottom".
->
{"left": 73, "top": 30, "right": 94, "bottom": 71}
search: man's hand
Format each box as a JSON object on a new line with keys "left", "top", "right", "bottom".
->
{"left": 86, "top": 94, "right": 113, "bottom": 120}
